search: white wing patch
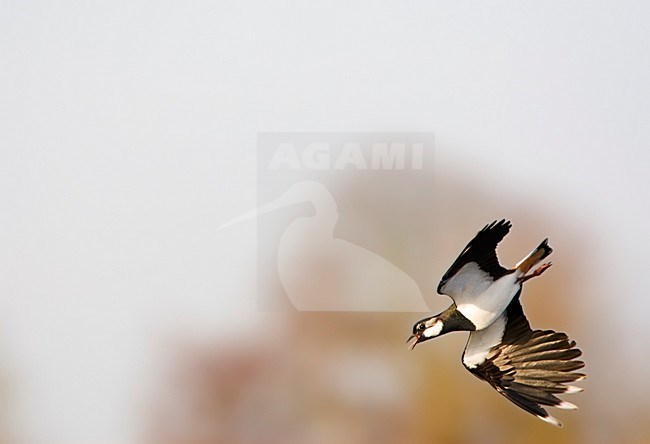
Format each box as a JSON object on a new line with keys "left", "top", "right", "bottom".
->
{"left": 462, "top": 313, "right": 507, "bottom": 369}
{"left": 439, "top": 263, "right": 493, "bottom": 301}
{"left": 456, "top": 271, "right": 521, "bottom": 329}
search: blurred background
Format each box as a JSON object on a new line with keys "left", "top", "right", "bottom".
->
{"left": 1, "top": 1, "right": 650, "bottom": 443}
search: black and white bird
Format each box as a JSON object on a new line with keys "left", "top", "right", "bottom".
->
{"left": 408, "top": 220, "right": 584, "bottom": 427}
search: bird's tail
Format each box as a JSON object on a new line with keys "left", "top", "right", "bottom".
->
{"left": 515, "top": 239, "right": 553, "bottom": 274}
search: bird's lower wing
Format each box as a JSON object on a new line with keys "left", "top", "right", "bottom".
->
{"left": 463, "top": 298, "right": 585, "bottom": 427}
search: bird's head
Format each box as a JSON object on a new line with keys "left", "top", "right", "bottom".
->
{"left": 407, "top": 316, "right": 444, "bottom": 350}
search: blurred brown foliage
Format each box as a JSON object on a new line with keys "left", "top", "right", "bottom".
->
{"left": 146, "top": 170, "right": 648, "bottom": 444}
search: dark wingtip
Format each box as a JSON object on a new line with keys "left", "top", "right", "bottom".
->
{"left": 483, "top": 219, "right": 512, "bottom": 232}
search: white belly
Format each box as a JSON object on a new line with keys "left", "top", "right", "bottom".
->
{"left": 463, "top": 312, "right": 507, "bottom": 368}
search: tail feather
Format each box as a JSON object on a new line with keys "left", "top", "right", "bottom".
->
{"left": 515, "top": 239, "right": 553, "bottom": 274}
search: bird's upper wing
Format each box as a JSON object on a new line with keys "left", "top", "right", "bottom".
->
{"left": 437, "top": 220, "right": 512, "bottom": 301}
{"left": 462, "top": 296, "right": 585, "bottom": 427}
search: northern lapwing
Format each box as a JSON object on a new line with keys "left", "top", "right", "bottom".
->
{"left": 408, "top": 220, "right": 584, "bottom": 427}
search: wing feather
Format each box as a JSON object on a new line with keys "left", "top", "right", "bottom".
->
{"left": 437, "top": 220, "right": 512, "bottom": 298}
{"left": 464, "top": 297, "right": 585, "bottom": 426}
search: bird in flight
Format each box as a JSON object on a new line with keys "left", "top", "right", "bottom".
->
{"left": 408, "top": 220, "right": 584, "bottom": 427}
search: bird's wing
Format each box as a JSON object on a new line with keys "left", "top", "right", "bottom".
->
{"left": 437, "top": 219, "right": 512, "bottom": 301}
{"left": 462, "top": 296, "right": 585, "bottom": 427}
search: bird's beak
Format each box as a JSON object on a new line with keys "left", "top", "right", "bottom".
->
{"left": 217, "top": 188, "right": 302, "bottom": 230}
{"left": 406, "top": 334, "right": 420, "bottom": 350}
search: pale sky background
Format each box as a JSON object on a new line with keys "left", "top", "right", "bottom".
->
{"left": 1, "top": 1, "right": 650, "bottom": 443}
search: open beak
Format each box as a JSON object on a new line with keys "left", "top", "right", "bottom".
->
{"left": 406, "top": 334, "right": 420, "bottom": 350}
